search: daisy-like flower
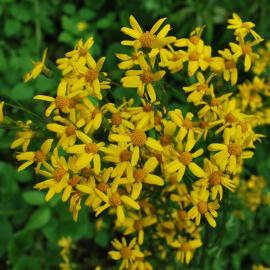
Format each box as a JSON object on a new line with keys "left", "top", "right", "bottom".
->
{"left": 170, "top": 236, "right": 202, "bottom": 264}
{"left": 208, "top": 126, "right": 254, "bottom": 174}
{"left": 103, "top": 102, "right": 134, "bottom": 133}
{"left": 34, "top": 147, "right": 69, "bottom": 201}
{"left": 95, "top": 186, "right": 140, "bottom": 223}
{"left": 121, "top": 15, "right": 176, "bottom": 51}
{"left": 188, "top": 188, "right": 220, "bottom": 227}
{"left": 34, "top": 81, "right": 81, "bottom": 117}
{"left": 72, "top": 56, "right": 110, "bottom": 100}
{"left": 10, "top": 120, "right": 34, "bottom": 152}
{"left": 183, "top": 72, "right": 214, "bottom": 104}
{"left": 129, "top": 156, "right": 164, "bottom": 200}
{"left": 121, "top": 54, "right": 165, "bottom": 102}
{"left": 116, "top": 49, "right": 142, "bottom": 69}
{"left": 122, "top": 212, "right": 157, "bottom": 245}
{"left": 67, "top": 131, "right": 104, "bottom": 173}
{"left": 159, "top": 119, "right": 177, "bottom": 154}
{"left": 109, "top": 129, "right": 163, "bottom": 163}
{"left": 128, "top": 99, "right": 158, "bottom": 130}
{"left": 103, "top": 143, "right": 137, "bottom": 182}
{"left": 169, "top": 109, "right": 200, "bottom": 141}
{"left": 0, "top": 101, "right": 4, "bottom": 123}
{"left": 108, "top": 237, "right": 144, "bottom": 270}
{"left": 75, "top": 97, "right": 103, "bottom": 134}
{"left": 24, "top": 48, "right": 48, "bottom": 82}
{"left": 218, "top": 48, "right": 238, "bottom": 85}
{"left": 195, "top": 159, "right": 236, "bottom": 200}
{"left": 229, "top": 35, "right": 263, "bottom": 71}
{"left": 47, "top": 114, "right": 85, "bottom": 149}
{"left": 227, "top": 13, "right": 262, "bottom": 40}
{"left": 166, "top": 133, "right": 205, "bottom": 182}
{"left": 16, "top": 139, "right": 53, "bottom": 171}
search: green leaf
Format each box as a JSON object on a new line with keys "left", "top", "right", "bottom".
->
{"left": 221, "top": 215, "right": 240, "bottom": 246}
{"left": 0, "top": 217, "right": 13, "bottom": 257}
{"left": 22, "top": 191, "right": 45, "bottom": 206}
{"left": 4, "top": 19, "right": 21, "bottom": 37}
{"left": 63, "top": 3, "right": 76, "bottom": 15}
{"left": 94, "top": 229, "right": 110, "bottom": 248}
{"left": 25, "top": 207, "right": 51, "bottom": 230}
{"left": 10, "top": 83, "right": 34, "bottom": 101}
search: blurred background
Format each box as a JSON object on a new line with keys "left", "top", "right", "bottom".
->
{"left": 1, "top": 0, "right": 270, "bottom": 269}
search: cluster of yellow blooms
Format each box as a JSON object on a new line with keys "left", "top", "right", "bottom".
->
{"left": 1, "top": 13, "right": 270, "bottom": 269}
{"left": 58, "top": 237, "right": 73, "bottom": 270}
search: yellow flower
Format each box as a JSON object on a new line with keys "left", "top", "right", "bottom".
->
{"left": 208, "top": 126, "right": 254, "bottom": 174}
{"left": 0, "top": 101, "right": 4, "bottom": 123}
{"left": 121, "top": 15, "right": 175, "bottom": 51}
{"left": 229, "top": 36, "right": 263, "bottom": 71}
{"left": 122, "top": 212, "right": 157, "bottom": 245}
{"left": 67, "top": 131, "right": 104, "bottom": 173}
{"left": 195, "top": 159, "right": 236, "bottom": 200}
{"left": 227, "top": 13, "right": 262, "bottom": 40}
{"left": 34, "top": 81, "right": 81, "bottom": 117}
{"left": 218, "top": 48, "right": 238, "bottom": 85}
{"left": 121, "top": 54, "right": 165, "bottom": 102}
{"left": 102, "top": 143, "right": 137, "bottom": 182}
{"left": 47, "top": 115, "right": 85, "bottom": 149}
{"left": 183, "top": 72, "right": 214, "bottom": 104}
{"left": 10, "top": 120, "right": 34, "bottom": 152}
{"left": 95, "top": 186, "right": 140, "bottom": 223}
{"left": 16, "top": 139, "right": 53, "bottom": 172}
{"left": 171, "top": 236, "right": 202, "bottom": 264}
{"left": 108, "top": 237, "right": 144, "bottom": 270}
{"left": 72, "top": 56, "right": 110, "bottom": 100}
{"left": 166, "top": 133, "right": 205, "bottom": 182}
{"left": 77, "top": 21, "right": 88, "bottom": 32}
{"left": 188, "top": 188, "right": 220, "bottom": 227}
{"left": 24, "top": 48, "right": 48, "bottom": 82}
{"left": 116, "top": 50, "right": 142, "bottom": 69}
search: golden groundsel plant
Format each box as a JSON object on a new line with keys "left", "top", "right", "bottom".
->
{"left": 1, "top": 13, "right": 270, "bottom": 269}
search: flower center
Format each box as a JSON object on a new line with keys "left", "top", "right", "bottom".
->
{"left": 139, "top": 31, "right": 155, "bottom": 48}
{"left": 242, "top": 45, "right": 252, "bottom": 55}
{"left": 210, "top": 98, "right": 219, "bottom": 106}
{"left": 140, "top": 70, "right": 154, "bottom": 84}
{"left": 239, "top": 121, "right": 248, "bottom": 132}
{"left": 120, "top": 247, "right": 132, "bottom": 259}
{"left": 55, "top": 96, "right": 70, "bottom": 110}
{"left": 79, "top": 48, "right": 88, "bottom": 56}
{"left": 197, "top": 201, "right": 208, "bottom": 214}
{"left": 85, "top": 143, "right": 99, "bottom": 154}
{"left": 134, "top": 169, "right": 146, "bottom": 183}
{"left": 160, "top": 135, "right": 172, "bottom": 146}
{"left": 53, "top": 167, "right": 66, "bottom": 181}
{"left": 189, "top": 51, "right": 199, "bottom": 61}
{"left": 183, "top": 118, "right": 193, "bottom": 129}
{"left": 85, "top": 69, "right": 99, "bottom": 82}
{"left": 228, "top": 143, "right": 242, "bottom": 156}
{"left": 130, "top": 131, "right": 147, "bottom": 146}
{"left": 241, "top": 22, "right": 250, "bottom": 29}
{"left": 80, "top": 167, "right": 91, "bottom": 178}
{"left": 225, "top": 60, "right": 236, "bottom": 69}
{"left": 179, "top": 152, "right": 192, "bottom": 166}
{"left": 199, "top": 121, "right": 208, "bottom": 128}
{"left": 143, "top": 104, "right": 152, "bottom": 112}
{"left": 111, "top": 113, "right": 122, "bottom": 126}
{"left": 66, "top": 125, "right": 76, "bottom": 136}
{"left": 120, "top": 150, "right": 132, "bottom": 162}
{"left": 181, "top": 242, "right": 191, "bottom": 251}
{"left": 177, "top": 210, "right": 187, "bottom": 220}
{"left": 189, "top": 35, "right": 200, "bottom": 45}
{"left": 109, "top": 192, "right": 122, "bottom": 207}
{"left": 196, "top": 83, "right": 207, "bottom": 92}
{"left": 97, "top": 182, "right": 109, "bottom": 193}
{"left": 134, "top": 219, "right": 143, "bottom": 230}
{"left": 34, "top": 150, "right": 45, "bottom": 162}
{"left": 68, "top": 175, "right": 81, "bottom": 186}
{"left": 225, "top": 113, "right": 237, "bottom": 123}
{"left": 91, "top": 109, "right": 100, "bottom": 119}
{"left": 209, "top": 171, "right": 223, "bottom": 186}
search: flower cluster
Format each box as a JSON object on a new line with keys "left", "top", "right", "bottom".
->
{"left": 1, "top": 13, "right": 269, "bottom": 269}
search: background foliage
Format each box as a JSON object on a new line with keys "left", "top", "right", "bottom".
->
{"left": 1, "top": 0, "right": 270, "bottom": 269}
